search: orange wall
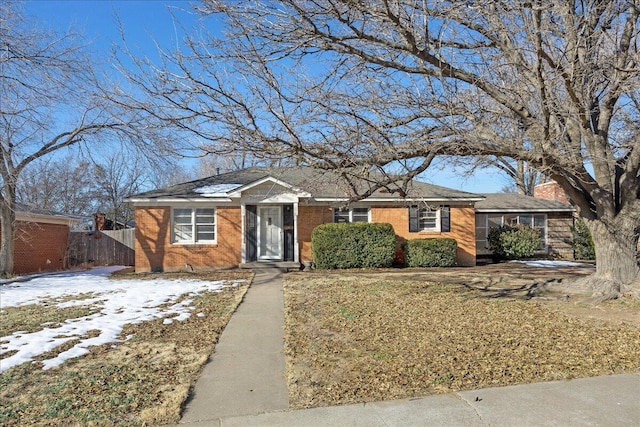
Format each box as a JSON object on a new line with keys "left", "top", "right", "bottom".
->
{"left": 297, "top": 204, "right": 476, "bottom": 266}
{"left": 134, "top": 206, "right": 242, "bottom": 272}
{"left": 5, "top": 221, "right": 70, "bottom": 274}
{"left": 135, "top": 203, "right": 477, "bottom": 271}
{"left": 297, "top": 205, "right": 334, "bottom": 262}
{"left": 373, "top": 205, "right": 476, "bottom": 266}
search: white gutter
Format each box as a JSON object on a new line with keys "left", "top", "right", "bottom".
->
{"left": 313, "top": 197, "right": 485, "bottom": 203}
{"left": 476, "top": 208, "right": 575, "bottom": 213}
{"left": 125, "top": 197, "right": 234, "bottom": 204}
{"left": 16, "top": 212, "right": 79, "bottom": 226}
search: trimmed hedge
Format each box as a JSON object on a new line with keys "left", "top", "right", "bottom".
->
{"left": 311, "top": 222, "right": 396, "bottom": 269}
{"left": 403, "top": 238, "right": 457, "bottom": 267}
{"left": 488, "top": 224, "right": 541, "bottom": 259}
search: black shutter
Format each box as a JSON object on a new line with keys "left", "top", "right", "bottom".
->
{"left": 246, "top": 205, "right": 257, "bottom": 261}
{"left": 409, "top": 205, "right": 419, "bottom": 232}
{"left": 283, "top": 204, "right": 294, "bottom": 261}
{"left": 441, "top": 205, "right": 450, "bottom": 232}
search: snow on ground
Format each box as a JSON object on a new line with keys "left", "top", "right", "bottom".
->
{"left": 0, "top": 266, "right": 244, "bottom": 373}
{"left": 517, "top": 260, "right": 588, "bottom": 268}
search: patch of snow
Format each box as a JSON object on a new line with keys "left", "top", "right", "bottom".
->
{"left": 518, "top": 260, "right": 587, "bottom": 268}
{"left": 0, "top": 267, "right": 244, "bottom": 372}
{"left": 194, "top": 183, "right": 242, "bottom": 197}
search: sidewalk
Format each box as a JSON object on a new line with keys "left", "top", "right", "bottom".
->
{"left": 176, "top": 269, "right": 639, "bottom": 426}
{"left": 218, "top": 373, "right": 639, "bottom": 426}
{"left": 178, "top": 269, "right": 289, "bottom": 424}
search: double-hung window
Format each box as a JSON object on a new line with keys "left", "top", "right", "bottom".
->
{"left": 333, "top": 207, "right": 370, "bottom": 223}
{"left": 409, "top": 205, "right": 450, "bottom": 232}
{"left": 172, "top": 208, "right": 216, "bottom": 244}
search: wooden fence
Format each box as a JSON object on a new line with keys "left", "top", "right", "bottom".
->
{"left": 68, "top": 229, "right": 135, "bottom": 267}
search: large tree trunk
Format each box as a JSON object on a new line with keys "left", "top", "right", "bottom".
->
{"left": 578, "top": 218, "right": 640, "bottom": 300}
{"left": 0, "top": 202, "right": 16, "bottom": 277}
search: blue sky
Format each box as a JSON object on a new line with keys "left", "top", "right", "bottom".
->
{"left": 23, "top": 0, "right": 510, "bottom": 193}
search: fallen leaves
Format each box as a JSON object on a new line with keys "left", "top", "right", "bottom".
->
{"left": 284, "top": 272, "right": 640, "bottom": 409}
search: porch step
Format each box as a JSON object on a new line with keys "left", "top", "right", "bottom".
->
{"left": 239, "top": 261, "right": 301, "bottom": 272}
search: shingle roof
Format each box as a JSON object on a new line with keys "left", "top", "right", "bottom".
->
{"left": 475, "top": 193, "right": 574, "bottom": 212}
{"left": 15, "top": 202, "right": 83, "bottom": 219}
{"left": 129, "top": 166, "right": 484, "bottom": 201}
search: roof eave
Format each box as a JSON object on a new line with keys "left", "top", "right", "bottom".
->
{"left": 475, "top": 208, "right": 575, "bottom": 213}
{"left": 16, "top": 212, "right": 79, "bottom": 226}
{"left": 313, "top": 197, "right": 485, "bottom": 203}
{"left": 126, "top": 197, "right": 234, "bottom": 204}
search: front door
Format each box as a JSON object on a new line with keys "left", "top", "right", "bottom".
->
{"left": 258, "top": 206, "right": 283, "bottom": 260}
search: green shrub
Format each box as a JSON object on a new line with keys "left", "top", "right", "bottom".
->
{"left": 311, "top": 222, "right": 396, "bottom": 269}
{"left": 572, "top": 217, "right": 595, "bottom": 260}
{"left": 488, "top": 225, "right": 541, "bottom": 259}
{"left": 403, "top": 238, "right": 457, "bottom": 267}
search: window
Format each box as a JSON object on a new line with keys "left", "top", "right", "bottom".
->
{"left": 475, "top": 213, "right": 547, "bottom": 253}
{"left": 333, "top": 207, "right": 370, "bottom": 223}
{"left": 172, "top": 208, "right": 216, "bottom": 243}
{"left": 409, "top": 205, "right": 450, "bottom": 232}
{"left": 507, "top": 214, "right": 546, "bottom": 250}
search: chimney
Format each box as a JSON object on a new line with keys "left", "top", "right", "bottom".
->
{"left": 534, "top": 180, "right": 571, "bottom": 204}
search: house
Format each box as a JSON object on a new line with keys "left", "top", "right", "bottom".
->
{"left": 126, "top": 166, "right": 484, "bottom": 272}
{"left": 474, "top": 193, "right": 575, "bottom": 260}
{"left": 3, "top": 204, "right": 82, "bottom": 274}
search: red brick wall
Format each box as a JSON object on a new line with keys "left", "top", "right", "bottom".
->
{"left": 134, "top": 206, "right": 242, "bottom": 272}
{"left": 534, "top": 181, "right": 570, "bottom": 204}
{"left": 298, "top": 205, "right": 334, "bottom": 263}
{"left": 297, "top": 204, "right": 476, "bottom": 267}
{"left": 372, "top": 205, "right": 476, "bottom": 266}
{"left": 4, "top": 221, "right": 70, "bottom": 274}
{"left": 136, "top": 203, "right": 477, "bottom": 271}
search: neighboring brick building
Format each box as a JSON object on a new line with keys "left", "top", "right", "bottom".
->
{"left": 128, "top": 167, "right": 484, "bottom": 272}
{"left": 3, "top": 206, "right": 79, "bottom": 275}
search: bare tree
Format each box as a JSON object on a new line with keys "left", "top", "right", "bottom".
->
{"left": 473, "top": 158, "right": 542, "bottom": 196}
{"left": 0, "top": 2, "right": 163, "bottom": 276}
{"left": 122, "top": 1, "right": 640, "bottom": 299}
{"left": 17, "top": 154, "right": 99, "bottom": 215}
{"left": 91, "top": 151, "right": 149, "bottom": 227}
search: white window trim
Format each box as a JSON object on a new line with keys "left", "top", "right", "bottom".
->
{"left": 333, "top": 207, "right": 371, "bottom": 223}
{"left": 418, "top": 207, "right": 441, "bottom": 232}
{"left": 171, "top": 207, "right": 217, "bottom": 245}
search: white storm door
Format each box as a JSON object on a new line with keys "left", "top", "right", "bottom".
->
{"left": 258, "top": 206, "right": 283, "bottom": 260}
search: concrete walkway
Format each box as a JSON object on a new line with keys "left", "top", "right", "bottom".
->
{"left": 188, "top": 374, "right": 639, "bottom": 426}
{"left": 178, "top": 269, "right": 289, "bottom": 424}
{"left": 176, "top": 270, "right": 639, "bottom": 426}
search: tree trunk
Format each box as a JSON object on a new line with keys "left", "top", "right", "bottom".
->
{"left": 579, "top": 219, "right": 640, "bottom": 300}
{"left": 0, "top": 202, "right": 16, "bottom": 277}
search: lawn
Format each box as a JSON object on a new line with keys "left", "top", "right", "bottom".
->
{"left": 0, "top": 267, "right": 251, "bottom": 426}
{"left": 283, "top": 265, "right": 640, "bottom": 409}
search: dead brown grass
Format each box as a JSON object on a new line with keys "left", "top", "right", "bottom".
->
{"left": 284, "top": 270, "right": 640, "bottom": 409}
{"left": 0, "top": 270, "right": 252, "bottom": 426}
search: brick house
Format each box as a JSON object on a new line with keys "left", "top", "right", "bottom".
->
{"left": 127, "top": 167, "right": 484, "bottom": 272}
{"left": 3, "top": 205, "right": 80, "bottom": 274}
